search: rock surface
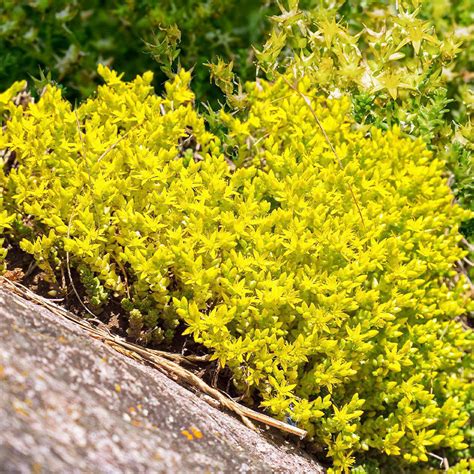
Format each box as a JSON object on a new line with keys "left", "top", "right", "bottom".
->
{"left": 0, "top": 287, "right": 324, "bottom": 473}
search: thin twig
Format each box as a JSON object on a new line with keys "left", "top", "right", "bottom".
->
{"left": 428, "top": 452, "right": 449, "bottom": 471}
{"left": 281, "top": 75, "right": 366, "bottom": 229}
{"left": 461, "top": 237, "right": 474, "bottom": 253}
{"left": 96, "top": 125, "right": 137, "bottom": 163}
{"left": 66, "top": 210, "right": 98, "bottom": 319}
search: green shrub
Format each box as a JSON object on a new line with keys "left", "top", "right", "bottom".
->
{"left": 0, "top": 0, "right": 274, "bottom": 101}
{"left": 0, "top": 68, "right": 472, "bottom": 472}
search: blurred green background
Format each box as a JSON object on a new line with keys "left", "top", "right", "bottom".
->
{"left": 0, "top": 0, "right": 276, "bottom": 101}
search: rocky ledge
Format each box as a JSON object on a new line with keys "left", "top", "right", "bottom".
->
{"left": 0, "top": 287, "right": 324, "bottom": 473}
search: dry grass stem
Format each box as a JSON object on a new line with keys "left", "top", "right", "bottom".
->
{"left": 0, "top": 276, "right": 307, "bottom": 439}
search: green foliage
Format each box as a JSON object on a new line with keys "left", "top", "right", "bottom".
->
{"left": 0, "top": 68, "right": 472, "bottom": 472}
{"left": 0, "top": 0, "right": 274, "bottom": 101}
{"left": 78, "top": 266, "right": 109, "bottom": 311}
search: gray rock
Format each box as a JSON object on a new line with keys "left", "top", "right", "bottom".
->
{"left": 0, "top": 287, "right": 324, "bottom": 473}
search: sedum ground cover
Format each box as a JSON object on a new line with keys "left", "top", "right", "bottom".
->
{"left": 1, "top": 66, "right": 473, "bottom": 473}
{"left": 0, "top": 1, "right": 473, "bottom": 473}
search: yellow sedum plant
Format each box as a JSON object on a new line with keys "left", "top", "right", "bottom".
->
{"left": 0, "top": 68, "right": 472, "bottom": 472}
{"left": 0, "top": 81, "right": 25, "bottom": 270}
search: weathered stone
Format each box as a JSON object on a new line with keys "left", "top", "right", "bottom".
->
{"left": 0, "top": 288, "right": 324, "bottom": 473}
